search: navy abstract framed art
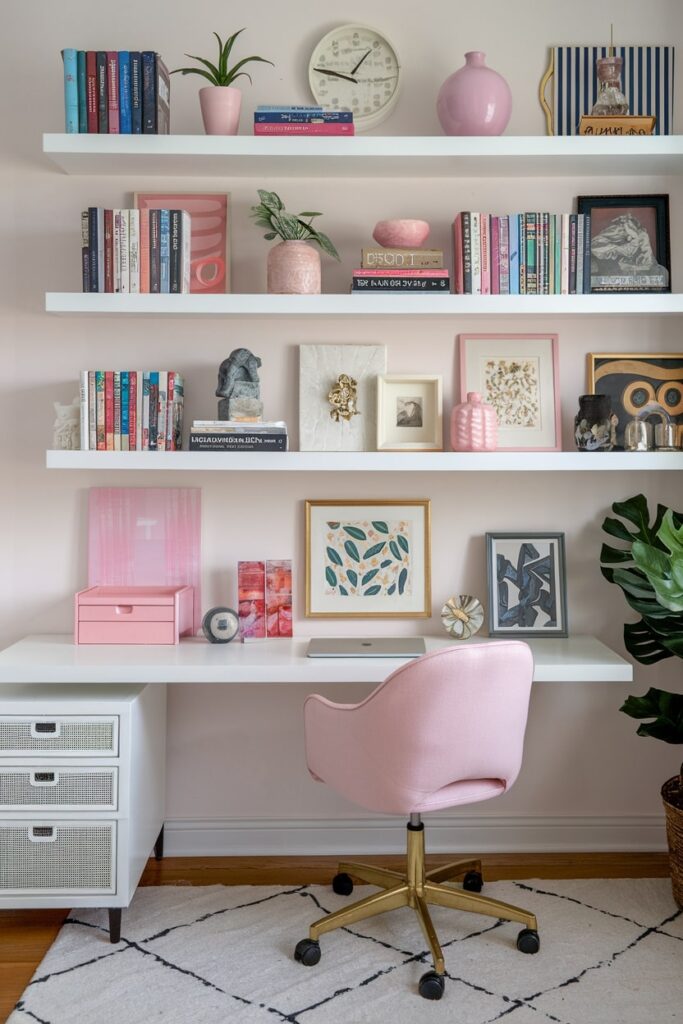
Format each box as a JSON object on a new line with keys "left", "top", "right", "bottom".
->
{"left": 486, "top": 532, "right": 568, "bottom": 638}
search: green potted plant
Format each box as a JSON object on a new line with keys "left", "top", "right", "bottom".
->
{"left": 601, "top": 493, "right": 683, "bottom": 907}
{"left": 171, "top": 30, "right": 273, "bottom": 135}
{"left": 251, "top": 189, "right": 341, "bottom": 294}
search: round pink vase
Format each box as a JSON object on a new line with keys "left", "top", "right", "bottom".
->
{"left": 450, "top": 392, "right": 498, "bottom": 451}
{"left": 437, "top": 52, "right": 512, "bottom": 136}
{"left": 199, "top": 86, "right": 242, "bottom": 135}
{"left": 267, "top": 241, "right": 321, "bottom": 294}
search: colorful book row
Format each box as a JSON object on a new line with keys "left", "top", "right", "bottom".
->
{"left": 61, "top": 48, "right": 170, "bottom": 134}
{"left": 78, "top": 370, "right": 184, "bottom": 451}
{"left": 81, "top": 208, "right": 191, "bottom": 294}
{"left": 452, "top": 212, "right": 592, "bottom": 295}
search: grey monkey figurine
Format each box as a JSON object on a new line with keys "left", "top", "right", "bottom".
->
{"left": 216, "top": 348, "right": 263, "bottom": 421}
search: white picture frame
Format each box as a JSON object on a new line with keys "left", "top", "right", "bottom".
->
{"left": 376, "top": 375, "right": 443, "bottom": 451}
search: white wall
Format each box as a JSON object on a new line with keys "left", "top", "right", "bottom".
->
{"left": 1, "top": 0, "right": 682, "bottom": 854}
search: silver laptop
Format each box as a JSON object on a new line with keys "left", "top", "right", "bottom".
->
{"left": 307, "top": 637, "right": 426, "bottom": 658}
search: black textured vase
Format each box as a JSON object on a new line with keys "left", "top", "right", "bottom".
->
{"left": 574, "top": 394, "right": 613, "bottom": 451}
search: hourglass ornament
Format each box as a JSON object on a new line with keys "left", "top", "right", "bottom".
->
{"left": 591, "top": 55, "right": 629, "bottom": 116}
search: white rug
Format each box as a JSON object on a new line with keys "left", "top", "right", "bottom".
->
{"left": 8, "top": 879, "right": 683, "bottom": 1024}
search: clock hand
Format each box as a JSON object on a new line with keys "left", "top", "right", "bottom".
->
{"left": 312, "top": 67, "right": 358, "bottom": 84}
{"left": 350, "top": 49, "right": 371, "bottom": 75}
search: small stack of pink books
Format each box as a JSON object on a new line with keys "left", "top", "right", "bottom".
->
{"left": 253, "top": 105, "right": 354, "bottom": 136}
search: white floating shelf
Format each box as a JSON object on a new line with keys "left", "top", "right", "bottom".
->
{"left": 44, "top": 292, "right": 683, "bottom": 318}
{"left": 43, "top": 133, "right": 683, "bottom": 178}
{"left": 45, "top": 450, "right": 683, "bottom": 472}
{"left": 0, "top": 634, "right": 632, "bottom": 684}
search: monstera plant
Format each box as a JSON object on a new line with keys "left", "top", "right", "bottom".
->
{"left": 601, "top": 493, "right": 683, "bottom": 907}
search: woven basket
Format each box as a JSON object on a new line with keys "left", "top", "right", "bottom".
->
{"left": 661, "top": 774, "right": 683, "bottom": 909}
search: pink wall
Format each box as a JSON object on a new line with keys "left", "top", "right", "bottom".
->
{"left": 1, "top": 0, "right": 682, "bottom": 852}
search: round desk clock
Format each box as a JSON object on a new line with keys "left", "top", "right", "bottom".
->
{"left": 202, "top": 607, "right": 240, "bottom": 644}
{"left": 308, "top": 24, "right": 401, "bottom": 131}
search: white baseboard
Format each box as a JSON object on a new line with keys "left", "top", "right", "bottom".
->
{"left": 163, "top": 815, "right": 667, "bottom": 856}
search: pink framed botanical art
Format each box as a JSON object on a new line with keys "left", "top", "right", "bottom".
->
{"left": 458, "top": 333, "right": 561, "bottom": 451}
{"left": 133, "top": 191, "right": 231, "bottom": 294}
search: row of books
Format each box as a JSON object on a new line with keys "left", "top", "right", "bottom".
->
{"left": 78, "top": 370, "right": 184, "bottom": 451}
{"left": 253, "top": 105, "right": 354, "bottom": 136}
{"left": 189, "top": 420, "right": 289, "bottom": 451}
{"left": 452, "top": 212, "right": 592, "bottom": 295}
{"left": 81, "top": 208, "right": 191, "bottom": 293}
{"left": 62, "top": 49, "right": 170, "bottom": 134}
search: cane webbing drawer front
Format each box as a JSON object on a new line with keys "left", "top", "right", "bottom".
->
{"left": 0, "top": 716, "right": 119, "bottom": 757}
{"left": 0, "top": 767, "right": 118, "bottom": 810}
{"left": 0, "top": 821, "right": 116, "bottom": 893}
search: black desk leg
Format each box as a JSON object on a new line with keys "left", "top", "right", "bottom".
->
{"left": 154, "top": 824, "right": 165, "bottom": 861}
{"left": 108, "top": 908, "right": 122, "bottom": 944}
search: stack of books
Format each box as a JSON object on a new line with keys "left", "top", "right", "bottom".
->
{"left": 81, "top": 207, "right": 191, "bottom": 293}
{"left": 189, "top": 420, "right": 289, "bottom": 451}
{"left": 78, "top": 370, "right": 184, "bottom": 451}
{"left": 62, "top": 49, "right": 170, "bottom": 134}
{"left": 452, "top": 212, "right": 592, "bottom": 295}
{"left": 352, "top": 245, "right": 450, "bottom": 292}
{"left": 253, "top": 105, "right": 354, "bottom": 136}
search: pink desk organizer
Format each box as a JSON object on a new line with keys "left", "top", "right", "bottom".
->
{"left": 75, "top": 586, "right": 194, "bottom": 645}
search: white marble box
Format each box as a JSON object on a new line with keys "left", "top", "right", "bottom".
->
{"left": 299, "top": 344, "right": 387, "bottom": 451}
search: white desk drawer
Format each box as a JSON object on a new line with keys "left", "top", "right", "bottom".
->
{"left": 0, "top": 767, "right": 118, "bottom": 811}
{"left": 0, "top": 716, "right": 119, "bottom": 757}
{"left": 0, "top": 820, "right": 116, "bottom": 894}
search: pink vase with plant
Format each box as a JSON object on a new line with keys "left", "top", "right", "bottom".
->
{"left": 251, "top": 189, "right": 341, "bottom": 295}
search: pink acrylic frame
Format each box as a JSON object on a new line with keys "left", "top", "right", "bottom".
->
{"left": 458, "top": 333, "right": 562, "bottom": 451}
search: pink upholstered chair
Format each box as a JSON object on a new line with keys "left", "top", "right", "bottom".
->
{"left": 294, "top": 641, "right": 539, "bottom": 1000}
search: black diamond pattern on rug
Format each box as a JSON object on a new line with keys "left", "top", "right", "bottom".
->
{"left": 8, "top": 880, "right": 682, "bottom": 1024}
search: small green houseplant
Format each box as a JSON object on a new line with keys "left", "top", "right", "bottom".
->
{"left": 172, "top": 30, "right": 273, "bottom": 135}
{"left": 601, "top": 493, "right": 683, "bottom": 906}
{"left": 251, "top": 190, "right": 340, "bottom": 294}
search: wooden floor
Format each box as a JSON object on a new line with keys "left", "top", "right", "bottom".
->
{"left": 0, "top": 852, "right": 669, "bottom": 1022}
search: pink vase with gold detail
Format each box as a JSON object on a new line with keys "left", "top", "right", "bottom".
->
{"left": 437, "top": 51, "right": 512, "bottom": 136}
{"left": 450, "top": 392, "right": 498, "bottom": 451}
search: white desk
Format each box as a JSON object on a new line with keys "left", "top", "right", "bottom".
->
{"left": 0, "top": 634, "right": 632, "bottom": 684}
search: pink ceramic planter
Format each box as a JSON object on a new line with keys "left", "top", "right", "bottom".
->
{"left": 267, "top": 241, "right": 321, "bottom": 294}
{"left": 437, "top": 51, "right": 512, "bottom": 136}
{"left": 199, "top": 86, "right": 242, "bottom": 135}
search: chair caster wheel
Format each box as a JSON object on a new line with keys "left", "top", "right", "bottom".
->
{"left": 419, "top": 970, "right": 445, "bottom": 1000}
{"left": 517, "top": 928, "right": 540, "bottom": 954}
{"left": 332, "top": 872, "right": 354, "bottom": 896}
{"left": 294, "top": 938, "right": 321, "bottom": 966}
{"left": 462, "top": 870, "right": 484, "bottom": 893}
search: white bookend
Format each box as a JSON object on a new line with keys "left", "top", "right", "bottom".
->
{"left": 128, "top": 209, "right": 140, "bottom": 293}
{"left": 181, "top": 211, "right": 191, "bottom": 293}
{"left": 79, "top": 370, "right": 89, "bottom": 450}
{"left": 119, "top": 210, "right": 130, "bottom": 293}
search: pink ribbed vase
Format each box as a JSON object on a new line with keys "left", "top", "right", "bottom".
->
{"left": 450, "top": 392, "right": 498, "bottom": 451}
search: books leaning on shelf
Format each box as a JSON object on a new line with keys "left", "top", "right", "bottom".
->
{"left": 189, "top": 421, "right": 289, "bottom": 451}
{"left": 78, "top": 370, "right": 184, "bottom": 451}
{"left": 253, "top": 105, "right": 354, "bottom": 135}
{"left": 452, "top": 212, "right": 592, "bottom": 295}
{"left": 81, "top": 208, "right": 191, "bottom": 293}
{"left": 61, "top": 49, "right": 170, "bottom": 134}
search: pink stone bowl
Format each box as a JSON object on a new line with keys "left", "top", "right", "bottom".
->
{"left": 372, "top": 219, "right": 430, "bottom": 248}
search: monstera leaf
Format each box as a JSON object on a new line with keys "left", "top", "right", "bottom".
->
{"left": 620, "top": 687, "right": 683, "bottom": 746}
{"left": 601, "top": 494, "right": 683, "bottom": 664}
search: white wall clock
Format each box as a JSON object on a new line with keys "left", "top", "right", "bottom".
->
{"left": 308, "top": 24, "right": 401, "bottom": 131}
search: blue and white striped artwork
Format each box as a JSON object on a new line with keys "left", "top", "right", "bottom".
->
{"left": 548, "top": 46, "right": 674, "bottom": 135}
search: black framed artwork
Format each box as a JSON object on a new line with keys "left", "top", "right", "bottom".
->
{"left": 486, "top": 532, "right": 568, "bottom": 638}
{"left": 577, "top": 193, "right": 670, "bottom": 293}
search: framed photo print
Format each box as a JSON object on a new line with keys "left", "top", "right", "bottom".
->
{"left": 587, "top": 352, "right": 683, "bottom": 449}
{"left": 377, "top": 375, "right": 443, "bottom": 451}
{"left": 486, "top": 533, "right": 568, "bottom": 638}
{"left": 133, "top": 191, "right": 231, "bottom": 293}
{"left": 306, "top": 499, "right": 431, "bottom": 617}
{"left": 577, "top": 194, "right": 670, "bottom": 293}
{"left": 459, "top": 333, "right": 561, "bottom": 450}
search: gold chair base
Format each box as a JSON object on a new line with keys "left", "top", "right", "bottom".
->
{"left": 308, "top": 824, "right": 538, "bottom": 976}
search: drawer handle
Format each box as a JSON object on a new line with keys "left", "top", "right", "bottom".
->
{"left": 30, "top": 771, "right": 58, "bottom": 787}
{"left": 30, "top": 722, "right": 61, "bottom": 739}
{"left": 115, "top": 605, "right": 134, "bottom": 614}
{"left": 30, "top": 826, "right": 57, "bottom": 843}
